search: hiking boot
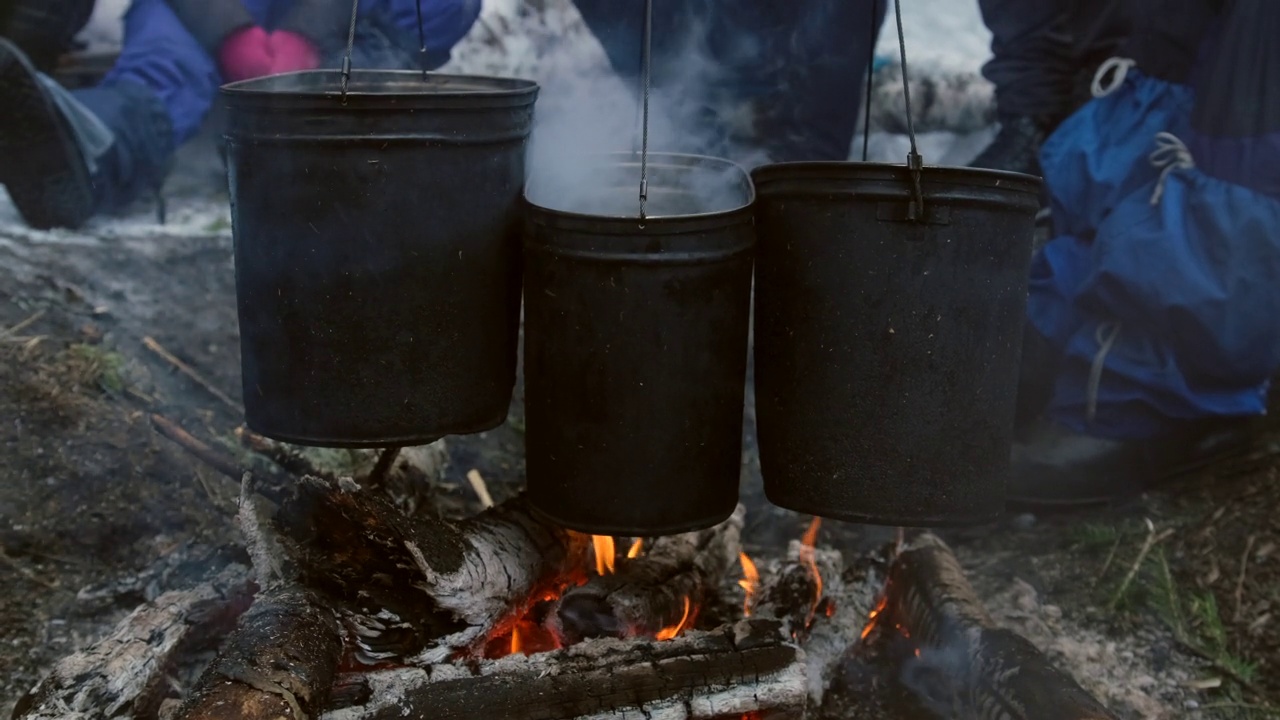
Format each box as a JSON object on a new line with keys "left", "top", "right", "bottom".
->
{"left": 0, "top": 37, "right": 95, "bottom": 229}
{"left": 1, "top": 0, "right": 96, "bottom": 72}
{"left": 970, "top": 114, "right": 1051, "bottom": 177}
{"left": 1007, "top": 416, "right": 1262, "bottom": 509}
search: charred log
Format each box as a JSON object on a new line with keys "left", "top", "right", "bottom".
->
{"left": 549, "top": 506, "right": 744, "bottom": 644}
{"left": 273, "top": 477, "right": 589, "bottom": 664}
{"left": 13, "top": 563, "right": 254, "bottom": 720}
{"left": 322, "top": 618, "right": 804, "bottom": 720}
{"left": 887, "top": 533, "right": 1118, "bottom": 720}
{"left": 178, "top": 588, "right": 343, "bottom": 720}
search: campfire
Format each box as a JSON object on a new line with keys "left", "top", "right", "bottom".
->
{"left": 13, "top": 424, "right": 1120, "bottom": 720}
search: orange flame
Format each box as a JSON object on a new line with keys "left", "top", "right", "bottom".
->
{"left": 511, "top": 623, "right": 523, "bottom": 656}
{"left": 656, "top": 596, "right": 692, "bottom": 641}
{"left": 860, "top": 594, "right": 889, "bottom": 641}
{"left": 592, "top": 535, "right": 616, "bottom": 575}
{"left": 799, "top": 517, "right": 823, "bottom": 627}
{"left": 738, "top": 552, "right": 759, "bottom": 617}
{"left": 627, "top": 538, "right": 644, "bottom": 559}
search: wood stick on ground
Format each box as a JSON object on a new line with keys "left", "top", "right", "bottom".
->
{"left": 322, "top": 618, "right": 804, "bottom": 720}
{"left": 234, "top": 426, "right": 338, "bottom": 482}
{"left": 14, "top": 563, "right": 254, "bottom": 720}
{"left": 466, "top": 469, "right": 495, "bottom": 509}
{"left": 272, "top": 477, "right": 590, "bottom": 665}
{"left": 143, "top": 335, "right": 243, "bottom": 413}
{"left": 178, "top": 587, "right": 343, "bottom": 720}
{"left": 1108, "top": 519, "right": 1174, "bottom": 611}
{"left": 365, "top": 447, "right": 401, "bottom": 489}
{"left": 549, "top": 506, "right": 745, "bottom": 644}
{"left": 0, "top": 308, "right": 45, "bottom": 339}
{"left": 887, "top": 533, "right": 1118, "bottom": 720}
{"left": 152, "top": 414, "right": 246, "bottom": 481}
{"left": 1233, "top": 534, "right": 1258, "bottom": 623}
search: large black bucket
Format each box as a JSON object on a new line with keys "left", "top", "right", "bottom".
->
{"left": 523, "top": 153, "right": 755, "bottom": 535}
{"left": 222, "top": 70, "right": 537, "bottom": 447}
{"left": 751, "top": 163, "right": 1041, "bottom": 526}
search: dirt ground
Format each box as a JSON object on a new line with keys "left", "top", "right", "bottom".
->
{"left": 1, "top": 138, "right": 1277, "bottom": 719}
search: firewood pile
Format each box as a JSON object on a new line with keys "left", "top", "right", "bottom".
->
{"left": 12, "top": 419, "right": 1119, "bottom": 720}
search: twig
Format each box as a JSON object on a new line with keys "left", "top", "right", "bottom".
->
{"left": 1173, "top": 637, "right": 1263, "bottom": 696}
{"left": 366, "top": 447, "right": 401, "bottom": 488}
{"left": 234, "top": 426, "right": 335, "bottom": 481}
{"left": 150, "top": 413, "right": 245, "bottom": 481}
{"left": 0, "top": 545, "right": 58, "bottom": 589}
{"left": 1233, "top": 534, "right": 1257, "bottom": 623}
{"left": 1098, "top": 535, "right": 1122, "bottom": 580}
{"left": 0, "top": 308, "right": 45, "bottom": 338}
{"left": 466, "top": 468, "right": 495, "bottom": 509}
{"left": 142, "top": 336, "right": 242, "bottom": 413}
{"left": 1108, "top": 519, "right": 1174, "bottom": 610}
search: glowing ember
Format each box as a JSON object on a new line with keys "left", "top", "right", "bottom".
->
{"left": 627, "top": 538, "right": 644, "bottom": 559}
{"left": 738, "top": 552, "right": 759, "bottom": 617}
{"left": 861, "top": 594, "right": 889, "bottom": 641}
{"left": 656, "top": 596, "right": 692, "bottom": 641}
{"left": 799, "top": 516, "right": 823, "bottom": 627}
{"left": 592, "top": 535, "right": 616, "bottom": 575}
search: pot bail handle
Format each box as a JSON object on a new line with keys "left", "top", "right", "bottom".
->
{"left": 339, "top": 0, "right": 360, "bottom": 100}
{"left": 339, "top": 0, "right": 431, "bottom": 102}
{"left": 890, "top": 0, "right": 926, "bottom": 221}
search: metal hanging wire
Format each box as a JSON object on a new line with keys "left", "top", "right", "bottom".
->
{"left": 341, "top": 0, "right": 431, "bottom": 101}
{"left": 862, "top": 0, "right": 877, "bottom": 162}
{"left": 340, "top": 0, "right": 361, "bottom": 100}
{"left": 416, "top": 0, "right": 429, "bottom": 80}
{"left": 638, "top": 0, "right": 654, "bottom": 223}
{"left": 891, "top": 0, "right": 926, "bottom": 220}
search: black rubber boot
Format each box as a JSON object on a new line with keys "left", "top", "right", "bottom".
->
{"left": 0, "top": 37, "right": 95, "bottom": 229}
{"left": 970, "top": 114, "right": 1052, "bottom": 177}
{"left": 0, "top": 0, "right": 95, "bottom": 72}
{"left": 1007, "top": 417, "right": 1263, "bottom": 509}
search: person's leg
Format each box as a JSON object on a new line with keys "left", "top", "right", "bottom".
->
{"left": 736, "top": 0, "right": 887, "bottom": 162}
{"left": 971, "top": 0, "right": 1127, "bottom": 175}
{"left": 0, "top": 0, "right": 218, "bottom": 228}
{"left": 573, "top": 0, "right": 887, "bottom": 164}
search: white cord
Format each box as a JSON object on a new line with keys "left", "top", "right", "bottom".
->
{"left": 1149, "top": 131, "right": 1195, "bottom": 205}
{"left": 1091, "top": 56, "right": 1136, "bottom": 98}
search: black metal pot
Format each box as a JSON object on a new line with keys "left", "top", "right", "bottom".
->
{"left": 751, "top": 163, "right": 1041, "bottom": 526}
{"left": 523, "top": 153, "right": 755, "bottom": 535}
{"left": 222, "top": 70, "right": 537, "bottom": 447}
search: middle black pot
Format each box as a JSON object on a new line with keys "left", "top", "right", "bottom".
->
{"left": 522, "top": 153, "right": 755, "bottom": 535}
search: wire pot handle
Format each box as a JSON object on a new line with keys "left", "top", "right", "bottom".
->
{"left": 339, "top": 0, "right": 432, "bottom": 102}
{"left": 890, "top": 0, "right": 926, "bottom": 220}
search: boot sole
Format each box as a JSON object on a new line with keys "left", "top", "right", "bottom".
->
{"left": 1005, "top": 427, "right": 1263, "bottom": 511}
{"left": 0, "top": 37, "right": 94, "bottom": 229}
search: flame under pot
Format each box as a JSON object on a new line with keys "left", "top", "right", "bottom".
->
{"left": 751, "top": 163, "right": 1041, "bottom": 526}
{"left": 523, "top": 153, "right": 755, "bottom": 535}
{"left": 222, "top": 70, "right": 537, "bottom": 447}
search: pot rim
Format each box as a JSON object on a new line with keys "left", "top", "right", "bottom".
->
{"left": 524, "top": 151, "right": 756, "bottom": 227}
{"left": 751, "top": 160, "right": 1042, "bottom": 194}
{"left": 221, "top": 69, "right": 538, "bottom": 102}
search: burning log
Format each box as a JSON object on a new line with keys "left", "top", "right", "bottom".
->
{"left": 13, "top": 563, "right": 254, "bottom": 720}
{"left": 321, "top": 618, "right": 805, "bottom": 720}
{"left": 885, "top": 533, "right": 1118, "bottom": 720}
{"left": 178, "top": 587, "right": 343, "bottom": 720}
{"left": 273, "top": 476, "right": 590, "bottom": 664}
{"left": 549, "top": 506, "right": 745, "bottom": 643}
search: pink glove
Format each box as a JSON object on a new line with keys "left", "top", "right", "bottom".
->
{"left": 265, "top": 30, "right": 320, "bottom": 75}
{"left": 219, "top": 27, "right": 320, "bottom": 82}
{"left": 219, "top": 26, "right": 274, "bottom": 82}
